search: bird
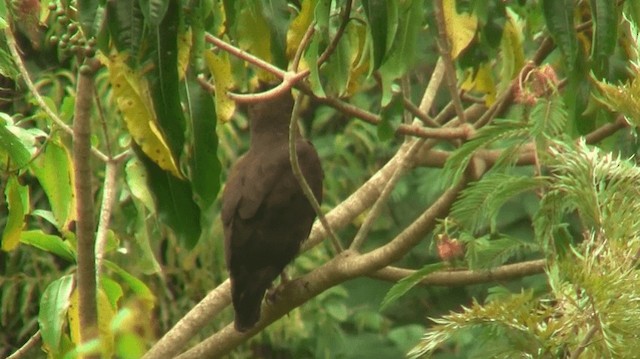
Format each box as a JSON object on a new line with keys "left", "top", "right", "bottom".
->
{"left": 221, "top": 90, "right": 323, "bottom": 332}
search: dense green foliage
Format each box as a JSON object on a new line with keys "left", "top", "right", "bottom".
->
{"left": 1, "top": 0, "right": 640, "bottom": 358}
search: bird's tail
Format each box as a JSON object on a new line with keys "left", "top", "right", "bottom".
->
{"left": 231, "top": 268, "right": 279, "bottom": 332}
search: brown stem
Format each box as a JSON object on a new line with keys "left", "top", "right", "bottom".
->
{"left": 205, "top": 34, "right": 471, "bottom": 140}
{"left": 6, "top": 331, "right": 41, "bottom": 359}
{"left": 289, "top": 94, "right": 343, "bottom": 252}
{"left": 74, "top": 62, "right": 99, "bottom": 358}
{"left": 95, "top": 160, "right": 119, "bottom": 275}
{"left": 176, "top": 181, "right": 466, "bottom": 358}
{"left": 316, "top": 0, "right": 353, "bottom": 66}
{"left": 372, "top": 259, "right": 546, "bottom": 287}
{"left": 433, "top": 0, "right": 466, "bottom": 123}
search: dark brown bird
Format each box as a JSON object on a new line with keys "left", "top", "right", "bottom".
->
{"left": 221, "top": 91, "right": 323, "bottom": 332}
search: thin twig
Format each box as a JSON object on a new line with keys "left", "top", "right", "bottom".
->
{"left": 350, "top": 138, "right": 424, "bottom": 250}
{"left": 95, "top": 160, "right": 119, "bottom": 275}
{"left": 205, "top": 34, "right": 471, "bottom": 141}
{"left": 289, "top": 94, "right": 343, "bottom": 253}
{"left": 569, "top": 325, "right": 598, "bottom": 359}
{"left": 316, "top": 0, "right": 353, "bottom": 66}
{"left": 351, "top": 58, "right": 446, "bottom": 250}
{"left": 433, "top": 0, "right": 466, "bottom": 123}
{"left": 6, "top": 331, "right": 41, "bottom": 359}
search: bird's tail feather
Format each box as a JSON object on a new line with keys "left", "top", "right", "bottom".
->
{"left": 232, "top": 268, "right": 280, "bottom": 332}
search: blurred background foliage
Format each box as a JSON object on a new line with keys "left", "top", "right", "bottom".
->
{"left": 1, "top": 0, "right": 640, "bottom": 358}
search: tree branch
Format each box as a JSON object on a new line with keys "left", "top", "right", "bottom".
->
{"left": 433, "top": 0, "right": 466, "bottom": 123}
{"left": 95, "top": 160, "right": 119, "bottom": 275}
{"left": 73, "top": 62, "right": 99, "bottom": 357}
{"left": 177, "top": 182, "right": 466, "bottom": 358}
{"left": 372, "top": 259, "right": 546, "bottom": 287}
{"left": 205, "top": 34, "right": 472, "bottom": 141}
{"left": 6, "top": 331, "right": 41, "bottom": 359}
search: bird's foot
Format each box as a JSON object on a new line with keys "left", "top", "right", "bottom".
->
{"left": 266, "top": 272, "right": 291, "bottom": 304}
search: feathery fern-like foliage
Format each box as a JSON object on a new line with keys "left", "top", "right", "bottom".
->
{"left": 410, "top": 141, "right": 640, "bottom": 358}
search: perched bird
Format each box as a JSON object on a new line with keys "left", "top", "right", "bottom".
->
{"left": 221, "top": 90, "right": 323, "bottom": 332}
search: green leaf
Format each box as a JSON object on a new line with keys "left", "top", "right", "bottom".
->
{"left": 77, "top": 0, "right": 100, "bottom": 37}
{"left": 125, "top": 158, "right": 155, "bottom": 212}
{"left": 135, "top": 146, "right": 201, "bottom": 249}
{"left": 236, "top": 2, "right": 274, "bottom": 81}
{"left": 378, "top": 0, "right": 422, "bottom": 106}
{"left": 0, "top": 47, "right": 18, "bottom": 78}
{"left": 362, "top": 0, "right": 389, "bottom": 71}
{"left": 443, "top": 120, "right": 531, "bottom": 185}
{"left": 542, "top": 0, "right": 578, "bottom": 71}
{"left": 590, "top": 0, "right": 619, "bottom": 77}
{"left": 452, "top": 174, "right": 546, "bottom": 233}
{"left": 31, "top": 140, "right": 75, "bottom": 230}
{"left": 529, "top": 96, "right": 568, "bottom": 140}
{"left": 185, "top": 75, "right": 221, "bottom": 211}
{"left": 20, "top": 230, "right": 76, "bottom": 262}
{"left": 465, "top": 235, "right": 540, "bottom": 269}
{"left": 378, "top": 94, "right": 402, "bottom": 141}
{"left": 39, "top": 275, "right": 75, "bottom": 355}
{"left": 259, "top": 0, "right": 289, "bottom": 68}
{"left": 0, "top": 113, "right": 32, "bottom": 169}
{"left": 103, "top": 260, "right": 155, "bottom": 307}
{"left": 2, "top": 175, "right": 27, "bottom": 251}
{"left": 304, "top": 34, "right": 327, "bottom": 97}
{"left": 106, "top": 1, "right": 144, "bottom": 56}
{"left": 140, "top": 0, "right": 170, "bottom": 26}
{"left": 101, "top": 277, "right": 124, "bottom": 309}
{"left": 148, "top": 0, "right": 186, "bottom": 163}
{"left": 380, "top": 263, "right": 445, "bottom": 311}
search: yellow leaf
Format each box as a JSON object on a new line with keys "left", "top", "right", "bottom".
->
{"left": 237, "top": 4, "right": 275, "bottom": 82}
{"left": 68, "top": 289, "right": 80, "bottom": 345}
{"left": 461, "top": 63, "right": 496, "bottom": 105}
{"left": 97, "top": 289, "right": 115, "bottom": 357}
{"left": 205, "top": 51, "right": 237, "bottom": 122}
{"left": 177, "top": 27, "right": 193, "bottom": 80}
{"left": 443, "top": 0, "right": 478, "bottom": 59}
{"left": 286, "top": 0, "right": 316, "bottom": 60}
{"left": 67, "top": 288, "right": 115, "bottom": 357}
{"left": 499, "top": 9, "right": 525, "bottom": 90}
{"left": 31, "top": 140, "right": 76, "bottom": 229}
{"left": 1, "top": 175, "right": 26, "bottom": 251}
{"left": 345, "top": 22, "right": 370, "bottom": 96}
{"left": 99, "top": 53, "right": 182, "bottom": 178}
{"left": 594, "top": 67, "right": 640, "bottom": 125}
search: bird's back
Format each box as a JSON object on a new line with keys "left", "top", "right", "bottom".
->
{"left": 222, "top": 137, "right": 323, "bottom": 331}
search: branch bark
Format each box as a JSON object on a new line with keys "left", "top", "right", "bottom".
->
{"left": 177, "top": 182, "right": 466, "bottom": 358}
{"left": 73, "top": 63, "right": 99, "bottom": 358}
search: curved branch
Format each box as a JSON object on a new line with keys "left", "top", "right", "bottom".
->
{"left": 205, "top": 34, "right": 472, "bottom": 141}
{"left": 177, "top": 182, "right": 466, "bottom": 358}
{"left": 6, "top": 331, "right": 41, "bottom": 359}
{"left": 316, "top": 0, "right": 353, "bottom": 66}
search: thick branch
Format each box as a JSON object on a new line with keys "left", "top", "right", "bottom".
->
{"left": 178, "top": 182, "right": 465, "bottom": 358}
{"left": 74, "top": 63, "right": 99, "bottom": 355}
{"left": 145, "top": 141, "right": 419, "bottom": 358}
